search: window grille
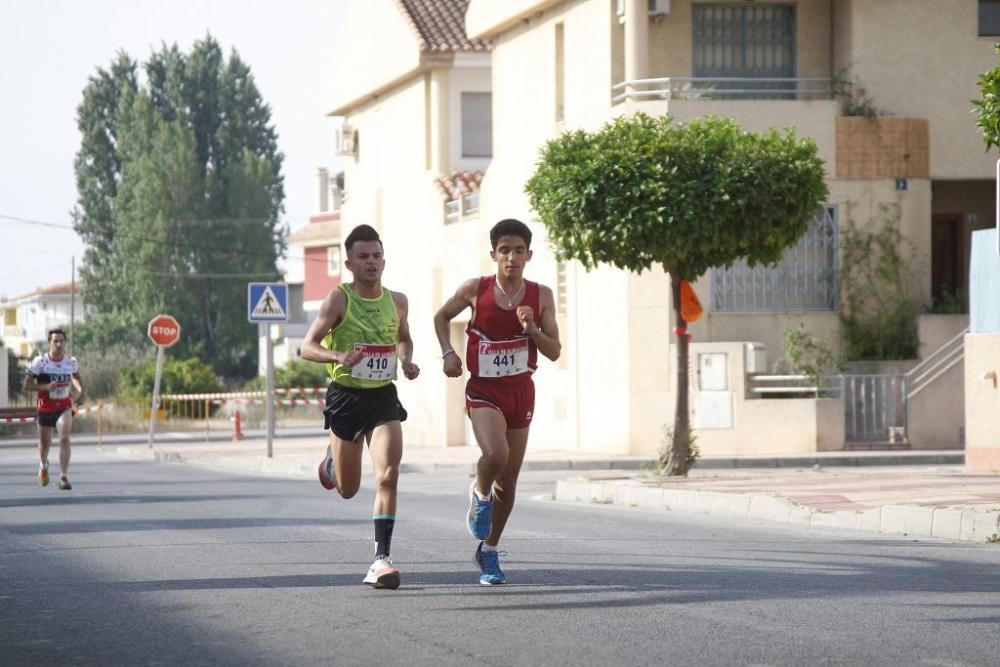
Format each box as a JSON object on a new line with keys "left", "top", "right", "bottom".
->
{"left": 711, "top": 205, "right": 837, "bottom": 312}
{"left": 693, "top": 3, "right": 796, "bottom": 98}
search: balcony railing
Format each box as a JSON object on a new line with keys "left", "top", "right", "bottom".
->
{"left": 612, "top": 77, "right": 834, "bottom": 105}
{"left": 444, "top": 192, "right": 481, "bottom": 225}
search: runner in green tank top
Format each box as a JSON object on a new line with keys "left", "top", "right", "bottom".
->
{"left": 302, "top": 224, "right": 419, "bottom": 589}
{"left": 323, "top": 282, "right": 400, "bottom": 389}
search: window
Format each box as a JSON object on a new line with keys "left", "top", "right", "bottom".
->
{"left": 692, "top": 3, "right": 796, "bottom": 97}
{"left": 461, "top": 92, "right": 492, "bottom": 157}
{"left": 327, "top": 246, "right": 341, "bottom": 277}
{"left": 711, "top": 205, "right": 838, "bottom": 312}
{"left": 980, "top": 1, "right": 1000, "bottom": 36}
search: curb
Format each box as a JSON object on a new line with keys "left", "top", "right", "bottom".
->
{"left": 554, "top": 478, "right": 1000, "bottom": 544}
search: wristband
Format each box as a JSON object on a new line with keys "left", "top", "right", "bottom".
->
{"left": 442, "top": 348, "right": 456, "bottom": 359}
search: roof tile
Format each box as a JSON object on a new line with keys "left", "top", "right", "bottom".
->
{"left": 394, "top": 0, "right": 492, "bottom": 52}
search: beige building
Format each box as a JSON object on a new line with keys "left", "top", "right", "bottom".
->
{"left": 326, "top": 0, "right": 493, "bottom": 448}
{"left": 329, "top": 1, "right": 997, "bottom": 458}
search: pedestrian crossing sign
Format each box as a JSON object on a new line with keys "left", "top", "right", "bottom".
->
{"left": 248, "top": 283, "right": 288, "bottom": 322}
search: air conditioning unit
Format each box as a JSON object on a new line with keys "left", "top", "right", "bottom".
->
{"left": 335, "top": 125, "right": 357, "bottom": 156}
{"left": 616, "top": 0, "right": 670, "bottom": 17}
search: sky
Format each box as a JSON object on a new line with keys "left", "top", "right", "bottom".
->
{"left": 0, "top": 0, "right": 346, "bottom": 300}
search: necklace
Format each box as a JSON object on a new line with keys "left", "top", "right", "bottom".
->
{"left": 494, "top": 277, "right": 524, "bottom": 308}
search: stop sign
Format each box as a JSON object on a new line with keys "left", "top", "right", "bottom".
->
{"left": 147, "top": 314, "right": 181, "bottom": 348}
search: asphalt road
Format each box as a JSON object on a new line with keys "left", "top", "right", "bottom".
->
{"left": 1, "top": 449, "right": 998, "bottom": 666}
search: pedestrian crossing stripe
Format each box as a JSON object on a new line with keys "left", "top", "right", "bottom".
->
{"left": 251, "top": 285, "right": 285, "bottom": 319}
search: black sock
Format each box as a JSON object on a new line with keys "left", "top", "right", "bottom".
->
{"left": 374, "top": 516, "right": 395, "bottom": 559}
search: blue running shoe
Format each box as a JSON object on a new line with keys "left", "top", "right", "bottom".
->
{"left": 467, "top": 481, "right": 493, "bottom": 539}
{"left": 475, "top": 541, "right": 506, "bottom": 586}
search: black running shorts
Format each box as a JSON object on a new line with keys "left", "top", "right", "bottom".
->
{"left": 323, "top": 381, "right": 407, "bottom": 443}
{"left": 37, "top": 409, "right": 71, "bottom": 428}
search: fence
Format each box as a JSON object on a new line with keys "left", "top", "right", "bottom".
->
{"left": 749, "top": 373, "right": 907, "bottom": 445}
{"left": 0, "top": 387, "right": 329, "bottom": 443}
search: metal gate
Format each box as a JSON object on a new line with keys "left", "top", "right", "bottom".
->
{"left": 842, "top": 374, "right": 907, "bottom": 443}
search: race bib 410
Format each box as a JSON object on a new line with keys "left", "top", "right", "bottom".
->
{"left": 351, "top": 343, "right": 397, "bottom": 381}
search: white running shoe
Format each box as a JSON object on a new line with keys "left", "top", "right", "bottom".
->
{"left": 318, "top": 445, "right": 336, "bottom": 490}
{"left": 363, "top": 557, "right": 400, "bottom": 589}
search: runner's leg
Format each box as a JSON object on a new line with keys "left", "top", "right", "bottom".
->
{"left": 367, "top": 420, "right": 402, "bottom": 518}
{"left": 56, "top": 410, "right": 72, "bottom": 477}
{"left": 38, "top": 424, "right": 52, "bottom": 469}
{"left": 331, "top": 432, "right": 364, "bottom": 499}
{"left": 469, "top": 407, "right": 509, "bottom": 497}
{"left": 485, "top": 426, "right": 529, "bottom": 547}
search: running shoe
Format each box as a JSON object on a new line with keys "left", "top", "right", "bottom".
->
{"left": 467, "top": 481, "right": 493, "bottom": 539}
{"left": 318, "top": 444, "right": 336, "bottom": 490}
{"left": 57, "top": 476, "right": 71, "bottom": 491}
{"left": 474, "top": 542, "right": 506, "bottom": 586}
{"left": 362, "top": 557, "right": 400, "bottom": 589}
{"left": 38, "top": 467, "right": 49, "bottom": 487}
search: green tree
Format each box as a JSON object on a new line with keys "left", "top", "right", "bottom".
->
{"left": 73, "top": 36, "right": 285, "bottom": 380}
{"left": 974, "top": 44, "right": 1000, "bottom": 150}
{"left": 525, "top": 114, "right": 827, "bottom": 476}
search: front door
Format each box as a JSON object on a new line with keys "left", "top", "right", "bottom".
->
{"left": 931, "top": 214, "right": 963, "bottom": 306}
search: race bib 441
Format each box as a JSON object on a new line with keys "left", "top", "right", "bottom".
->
{"left": 478, "top": 339, "right": 529, "bottom": 377}
{"left": 351, "top": 343, "right": 397, "bottom": 381}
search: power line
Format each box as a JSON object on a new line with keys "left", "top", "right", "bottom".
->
{"left": 0, "top": 213, "right": 335, "bottom": 265}
{"left": 146, "top": 272, "right": 282, "bottom": 279}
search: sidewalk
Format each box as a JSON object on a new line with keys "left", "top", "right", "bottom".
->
{"left": 112, "top": 436, "right": 1000, "bottom": 544}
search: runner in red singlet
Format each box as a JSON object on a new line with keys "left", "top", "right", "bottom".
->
{"left": 23, "top": 328, "right": 85, "bottom": 490}
{"left": 433, "top": 219, "right": 561, "bottom": 585}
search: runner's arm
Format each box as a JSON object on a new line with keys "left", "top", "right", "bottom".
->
{"left": 22, "top": 371, "right": 51, "bottom": 393}
{"left": 72, "top": 372, "right": 85, "bottom": 406}
{"left": 301, "top": 289, "right": 351, "bottom": 365}
{"left": 434, "top": 279, "right": 477, "bottom": 377}
{"left": 433, "top": 279, "right": 477, "bottom": 355}
{"left": 393, "top": 292, "right": 420, "bottom": 380}
{"left": 527, "top": 285, "right": 561, "bottom": 361}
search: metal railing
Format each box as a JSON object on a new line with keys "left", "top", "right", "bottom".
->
{"left": 444, "top": 192, "right": 481, "bottom": 225}
{"left": 612, "top": 77, "right": 834, "bottom": 104}
{"left": 748, "top": 373, "right": 907, "bottom": 444}
{"left": 906, "top": 328, "right": 968, "bottom": 399}
{"left": 748, "top": 374, "right": 841, "bottom": 398}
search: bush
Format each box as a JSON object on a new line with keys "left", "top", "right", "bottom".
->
{"left": 838, "top": 202, "right": 921, "bottom": 361}
{"left": 242, "top": 358, "right": 329, "bottom": 391}
{"left": 118, "top": 356, "right": 224, "bottom": 399}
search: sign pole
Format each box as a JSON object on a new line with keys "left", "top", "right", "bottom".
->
{"left": 146, "top": 313, "right": 181, "bottom": 449}
{"left": 148, "top": 344, "right": 165, "bottom": 449}
{"left": 264, "top": 323, "right": 275, "bottom": 458}
{"left": 248, "top": 283, "right": 287, "bottom": 459}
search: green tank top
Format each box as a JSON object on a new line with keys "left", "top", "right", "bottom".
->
{"left": 323, "top": 283, "right": 400, "bottom": 388}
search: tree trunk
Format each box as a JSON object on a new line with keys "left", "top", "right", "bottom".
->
{"left": 666, "top": 269, "right": 690, "bottom": 477}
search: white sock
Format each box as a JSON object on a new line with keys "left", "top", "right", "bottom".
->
{"left": 475, "top": 487, "right": 491, "bottom": 502}
{"left": 481, "top": 543, "right": 497, "bottom": 553}
{"left": 40, "top": 462, "right": 48, "bottom": 471}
